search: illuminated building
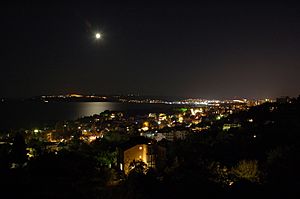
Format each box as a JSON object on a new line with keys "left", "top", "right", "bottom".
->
{"left": 161, "top": 130, "right": 189, "bottom": 141}
{"left": 117, "top": 137, "right": 166, "bottom": 175}
{"left": 223, "top": 123, "right": 241, "bottom": 131}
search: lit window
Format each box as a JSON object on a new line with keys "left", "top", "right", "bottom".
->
{"left": 139, "top": 146, "right": 142, "bottom": 150}
{"left": 120, "top": 163, "right": 123, "bottom": 171}
{"left": 139, "top": 155, "right": 142, "bottom": 159}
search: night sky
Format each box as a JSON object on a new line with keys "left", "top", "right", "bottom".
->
{"left": 1, "top": 1, "right": 300, "bottom": 99}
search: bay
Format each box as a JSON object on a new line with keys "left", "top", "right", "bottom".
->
{"left": 0, "top": 102, "right": 192, "bottom": 130}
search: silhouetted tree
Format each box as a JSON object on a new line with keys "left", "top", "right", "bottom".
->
{"left": 10, "top": 132, "right": 27, "bottom": 168}
{"left": 0, "top": 143, "right": 10, "bottom": 171}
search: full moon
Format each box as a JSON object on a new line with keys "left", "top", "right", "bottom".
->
{"left": 95, "top": 33, "right": 101, "bottom": 39}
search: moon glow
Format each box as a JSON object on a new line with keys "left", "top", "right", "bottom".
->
{"left": 95, "top": 33, "right": 101, "bottom": 39}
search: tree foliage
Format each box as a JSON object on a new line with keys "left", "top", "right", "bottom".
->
{"left": 231, "top": 160, "right": 260, "bottom": 183}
